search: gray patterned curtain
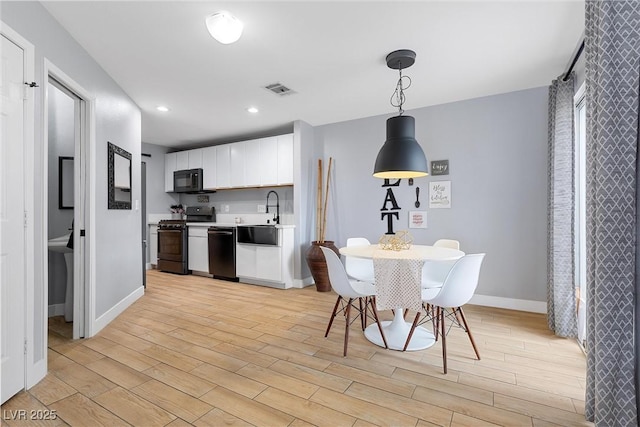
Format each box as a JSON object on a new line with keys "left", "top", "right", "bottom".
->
{"left": 547, "top": 73, "right": 577, "bottom": 338}
{"left": 584, "top": 1, "right": 640, "bottom": 425}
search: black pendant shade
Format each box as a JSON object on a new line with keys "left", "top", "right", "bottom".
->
{"left": 373, "top": 115, "right": 428, "bottom": 179}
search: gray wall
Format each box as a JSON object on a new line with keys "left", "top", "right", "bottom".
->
{"left": 47, "top": 83, "right": 75, "bottom": 306}
{"left": 142, "top": 142, "right": 179, "bottom": 215}
{"left": 317, "top": 87, "right": 549, "bottom": 302}
{"left": 3, "top": 2, "right": 143, "bottom": 321}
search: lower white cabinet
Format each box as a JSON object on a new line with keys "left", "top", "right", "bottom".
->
{"left": 149, "top": 225, "right": 158, "bottom": 266}
{"left": 237, "top": 227, "right": 294, "bottom": 288}
{"left": 188, "top": 227, "right": 209, "bottom": 273}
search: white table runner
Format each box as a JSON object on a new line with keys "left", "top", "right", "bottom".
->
{"left": 373, "top": 256, "right": 424, "bottom": 311}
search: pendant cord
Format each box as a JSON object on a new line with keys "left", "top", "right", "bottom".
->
{"left": 390, "top": 67, "right": 412, "bottom": 116}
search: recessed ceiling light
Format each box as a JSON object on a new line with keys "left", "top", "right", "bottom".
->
{"left": 247, "top": 107, "right": 259, "bottom": 114}
{"left": 156, "top": 106, "right": 170, "bottom": 112}
{"left": 206, "top": 11, "right": 243, "bottom": 44}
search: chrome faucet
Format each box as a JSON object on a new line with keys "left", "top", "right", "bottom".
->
{"left": 266, "top": 190, "right": 280, "bottom": 224}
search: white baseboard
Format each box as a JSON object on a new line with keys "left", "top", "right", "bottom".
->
{"left": 48, "top": 303, "right": 65, "bottom": 317}
{"left": 470, "top": 294, "right": 546, "bottom": 314}
{"left": 293, "top": 276, "right": 314, "bottom": 289}
{"left": 93, "top": 286, "right": 145, "bottom": 335}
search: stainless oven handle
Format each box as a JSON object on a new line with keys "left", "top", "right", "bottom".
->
{"left": 208, "top": 231, "right": 234, "bottom": 236}
{"left": 158, "top": 229, "right": 184, "bottom": 233}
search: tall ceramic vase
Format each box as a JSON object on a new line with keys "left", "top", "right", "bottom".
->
{"left": 305, "top": 241, "right": 339, "bottom": 292}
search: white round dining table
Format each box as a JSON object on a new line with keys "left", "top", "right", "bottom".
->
{"left": 339, "top": 244, "right": 464, "bottom": 351}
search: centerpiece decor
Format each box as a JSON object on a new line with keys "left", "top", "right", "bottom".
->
{"left": 170, "top": 204, "right": 184, "bottom": 219}
{"left": 305, "top": 157, "right": 338, "bottom": 292}
{"left": 379, "top": 230, "right": 413, "bottom": 251}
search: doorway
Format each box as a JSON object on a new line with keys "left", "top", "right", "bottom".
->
{"left": 47, "top": 77, "right": 79, "bottom": 340}
{"left": 44, "top": 62, "right": 92, "bottom": 341}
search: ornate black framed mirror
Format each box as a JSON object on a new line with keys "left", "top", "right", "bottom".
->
{"left": 108, "top": 141, "right": 132, "bottom": 209}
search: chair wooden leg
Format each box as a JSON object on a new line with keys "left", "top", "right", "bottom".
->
{"left": 325, "top": 296, "right": 343, "bottom": 338}
{"left": 343, "top": 298, "right": 352, "bottom": 357}
{"left": 434, "top": 306, "right": 441, "bottom": 342}
{"left": 457, "top": 307, "right": 480, "bottom": 360}
{"left": 402, "top": 312, "right": 421, "bottom": 351}
{"left": 369, "top": 297, "right": 388, "bottom": 349}
{"left": 440, "top": 307, "right": 447, "bottom": 374}
{"left": 359, "top": 298, "right": 365, "bottom": 331}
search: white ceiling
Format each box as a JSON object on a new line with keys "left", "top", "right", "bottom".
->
{"left": 42, "top": 1, "right": 585, "bottom": 148}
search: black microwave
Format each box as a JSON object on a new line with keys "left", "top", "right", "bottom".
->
{"left": 174, "top": 168, "right": 203, "bottom": 193}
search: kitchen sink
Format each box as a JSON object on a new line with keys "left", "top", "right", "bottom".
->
{"left": 237, "top": 225, "right": 278, "bottom": 245}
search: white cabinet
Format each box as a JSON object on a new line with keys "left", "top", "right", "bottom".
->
{"left": 236, "top": 243, "right": 257, "bottom": 278}
{"left": 188, "top": 148, "right": 203, "bottom": 169}
{"left": 202, "top": 146, "right": 217, "bottom": 190}
{"left": 244, "top": 140, "right": 261, "bottom": 187}
{"left": 236, "top": 227, "right": 294, "bottom": 288}
{"left": 176, "top": 151, "right": 189, "bottom": 170}
{"left": 230, "top": 142, "right": 245, "bottom": 187}
{"left": 149, "top": 225, "right": 158, "bottom": 266}
{"left": 277, "top": 134, "right": 294, "bottom": 184}
{"left": 188, "top": 227, "right": 209, "bottom": 273}
{"left": 166, "top": 132, "right": 293, "bottom": 191}
{"left": 216, "top": 144, "right": 231, "bottom": 188}
{"left": 165, "top": 153, "right": 177, "bottom": 192}
{"left": 260, "top": 137, "right": 278, "bottom": 186}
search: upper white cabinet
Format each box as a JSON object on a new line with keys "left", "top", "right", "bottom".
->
{"left": 230, "top": 142, "right": 245, "bottom": 187}
{"left": 277, "top": 134, "right": 294, "bottom": 185}
{"left": 165, "top": 133, "right": 294, "bottom": 192}
{"left": 202, "top": 146, "right": 217, "bottom": 190}
{"left": 259, "top": 137, "right": 278, "bottom": 186}
{"left": 216, "top": 144, "right": 231, "bottom": 188}
{"left": 244, "top": 140, "right": 262, "bottom": 187}
{"left": 176, "top": 151, "right": 189, "bottom": 170}
{"left": 165, "top": 152, "right": 177, "bottom": 192}
{"left": 188, "top": 148, "right": 203, "bottom": 169}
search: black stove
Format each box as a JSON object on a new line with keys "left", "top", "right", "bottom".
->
{"left": 158, "top": 219, "right": 187, "bottom": 229}
{"left": 157, "top": 219, "right": 188, "bottom": 274}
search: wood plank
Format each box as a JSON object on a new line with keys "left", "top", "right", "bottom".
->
{"left": 254, "top": 387, "right": 357, "bottom": 427}
{"left": 199, "top": 386, "right": 294, "bottom": 427}
{"left": 130, "top": 379, "right": 212, "bottom": 423}
{"left": 236, "top": 364, "right": 319, "bottom": 399}
{"left": 143, "top": 363, "right": 215, "bottom": 398}
{"left": 190, "top": 363, "right": 267, "bottom": 399}
{"left": 269, "top": 359, "right": 352, "bottom": 393}
{"left": 193, "top": 408, "right": 253, "bottom": 427}
{"left": 93, "top": 387, "right": 175, "bottom": 426}
{"left": 28, "top": 374, "right": 77, "bottom": 405}
{"left": 344, "top": 382, "right": 453, "bottom": 426}
{"left": 310, "top": 386, "right": 418, "bottom": 426}
{"left": 85, "top": 358, "right": 151, "bottom": 389}
{"left": 49, "top": 393, "right": 130, "bottom": 426}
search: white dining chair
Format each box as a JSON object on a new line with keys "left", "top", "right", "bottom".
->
{"left": 320, "top": 246, "right": 387, "bottom": 356}
{"left": 433, "top": 239, "right": 460, "bottom": 250}
{"left": 404, "top": 253, "right": 485, "bottom": 373}
{"left": 421, "top": 239, "right": 460, "bottom": 289}
{"left": 345, "top": 237, "right": 375, "bottom": 283}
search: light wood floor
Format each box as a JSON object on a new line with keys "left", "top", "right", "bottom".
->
{"left": 2, "top": 270, "right": 592, "bottom": 426}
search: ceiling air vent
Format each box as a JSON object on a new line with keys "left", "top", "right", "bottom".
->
{"left": 264, "top": 82, "right": 296, "bottom": 96}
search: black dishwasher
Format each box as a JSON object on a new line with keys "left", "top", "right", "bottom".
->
{"left": 208, "top": 227, "right": 239, "bottom": 281}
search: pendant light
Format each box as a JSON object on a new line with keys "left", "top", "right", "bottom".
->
{"left": 373, "top": 49, "right": 428, "bottom": 179}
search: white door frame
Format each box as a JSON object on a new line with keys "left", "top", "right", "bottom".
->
{"left": 0, "top": 21, "right": 40, "bottom": 390}
{"left": 43, "top": 60, "right": 96, "bottom": 339}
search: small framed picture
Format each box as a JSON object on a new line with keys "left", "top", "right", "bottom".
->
{"left": 409, "top": 211, "right": 427, "bottom": 228}
{"left": 431, "top": 160, "right": 449, "bottom": 176}
{"left": 429, "top": 181, "right": 451, "bottom": 209}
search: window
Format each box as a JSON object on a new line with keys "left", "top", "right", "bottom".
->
{"left": 574, "top": 83, "right": 587, "bottom": 349}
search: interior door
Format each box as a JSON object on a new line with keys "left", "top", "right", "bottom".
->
{"left": 1, "top": 33, "right": 26, "bottom": 404}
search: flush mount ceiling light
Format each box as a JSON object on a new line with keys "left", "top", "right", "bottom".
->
{"left": 156, "top": 106, "right": 170, "bottom": 112}
{"left": 205, "top": 11, "right": 243, "bottom": 44}
{"left": 247, "top": 106, "right": 259, "bottom": 114}
{"left": 373, "top": 49, "right": 428, "bottom": 179}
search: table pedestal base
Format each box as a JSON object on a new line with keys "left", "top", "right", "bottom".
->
{"left": 364, "top": 309, "right": 435, "bottom": 351}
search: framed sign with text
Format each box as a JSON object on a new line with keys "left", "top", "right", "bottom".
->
{"left": 409, "top": 211, "right": 427, "bottom": 228}
{"left": 431, "top": 160, "right": 449, "bottom": 176}
{"left": 429, "top": 181, "right": 451, "bottom": 209}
